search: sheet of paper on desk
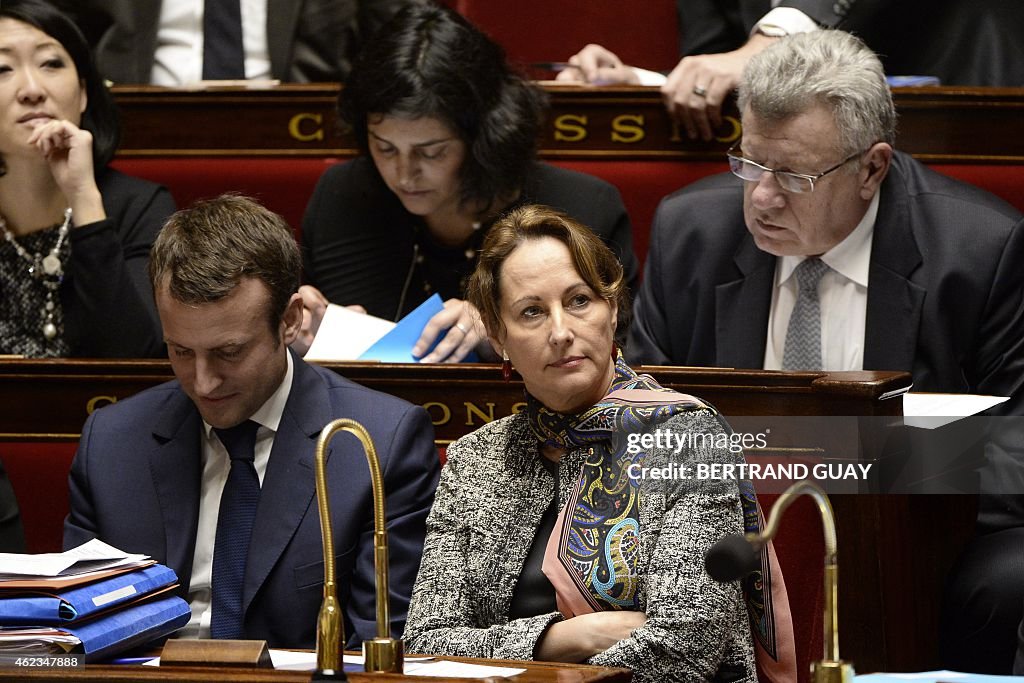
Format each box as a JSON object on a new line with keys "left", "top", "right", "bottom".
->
{"left": 270, "top": 651, "right": 433, "bottom": 671}
{"left": 0, "top": 539, "right": 149, "bottom": 579}
{"left": 268, "top": 650, "right": 524, "bottom": 676}
{"left": 855, "top": 670, "right": 1024, "bottom": 682}
{"left": 404, "top": 660, "right": 526, "bottom": 677}
{"left": 902, "top": 393, "right": 1009, "bottom": 429}
{"left": 146, "top": 651, "right": 431, "bottom": 669}
{"left": 304, "top": 304, "right": 396, "bottom": 361}
{"left": 0, "top": 627, "right": 79, "bottom": 653}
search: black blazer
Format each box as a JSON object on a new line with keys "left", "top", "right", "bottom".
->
{"left": 628, "top": 151, "right": 1024, "bottom": 416}
{"left": 63, "top": 169, "right": 175, "bottom": 358}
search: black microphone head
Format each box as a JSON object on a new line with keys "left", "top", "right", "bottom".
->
{"left": 705, "top": 534, "right": 761, "bottom": 582}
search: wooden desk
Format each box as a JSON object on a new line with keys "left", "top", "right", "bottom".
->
{"left": 105, "top": 84, "right": 1024, "bottom": 268}
{"left": 110, "top": 83, "right": 1024, "bottom": 162}
{"left": 0, "top": 654, "right": 631, "bottom": 683}
{"left": 0, "top": 359, "right": 906, "bottom": 443}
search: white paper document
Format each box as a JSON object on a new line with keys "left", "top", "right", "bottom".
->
{"left": 304, "top": 304, "right": 396, "bottom": 361}
{"left": 0, "top": 539, "right": 150, "bottom": 579}
{"left": 266, "top": 650, "right": 524, "bottom": 676}
{"left": 902, "top": 393, "right": 1009, "bottom": 429}
{"left": 404, "top": 659, "right": 527, "bottom": 677}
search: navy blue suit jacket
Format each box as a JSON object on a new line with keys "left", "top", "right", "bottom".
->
{"left": 628, "top": 152, "right": 1024, "bottom": 417}
{"left": 63, "top": 354, "right": 439, "bottom": 648}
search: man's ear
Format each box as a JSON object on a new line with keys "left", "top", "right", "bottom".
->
{"left": 860, "top": 142, "right": 893, "bottom": 200}
{"left": 280, "top": 292, "right": 304, "bottom": 345}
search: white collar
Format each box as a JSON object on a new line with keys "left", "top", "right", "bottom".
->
{"left": 777, "top": 190, "right": 880, "bottom": 288}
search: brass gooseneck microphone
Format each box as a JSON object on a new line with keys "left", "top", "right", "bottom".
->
{"left": 704, "top": 481, "right": 854, "bottom": 683}
{"left": 313, "top": 419, "right": 404, "bottom": 679}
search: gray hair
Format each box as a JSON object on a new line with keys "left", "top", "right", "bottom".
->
{"left": 737, "top": 30, "right": 896, "bottom": 157}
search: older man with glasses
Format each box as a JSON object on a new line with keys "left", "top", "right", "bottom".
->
{"left": 627, "top": 29, "right": 1024, "bottom": 674}
{"left": 629, "top": 29, "right": 1023, "bottom": 402}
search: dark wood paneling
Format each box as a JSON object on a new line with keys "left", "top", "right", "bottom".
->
{"left": 111, "top": 84, "right": 1024, "bottom": 162}
{"left": 0, "top": 360, "right": 906, "bottom": 442}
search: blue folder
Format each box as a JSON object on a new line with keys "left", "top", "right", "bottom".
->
{"left": 0, "top": 564, "right": 178, "bottom": 625}
{"left": 64, "top": 594, "right": 191, "bottom": 662}
{"left": 359, "top": 294, "right": 479, "bottom": 362}
{"left": 886, "top": 75, "right": 941, "bottom": 86}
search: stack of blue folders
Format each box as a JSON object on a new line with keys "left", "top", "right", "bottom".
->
{"left": 0, "top": 563, "right": 191, "bottom": 662}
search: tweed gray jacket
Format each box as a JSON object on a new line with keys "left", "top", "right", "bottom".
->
{"left": 403, "top": 409, "right": 756, "bottom": 682}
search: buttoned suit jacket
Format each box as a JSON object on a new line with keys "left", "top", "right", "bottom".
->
{"left": 676, "top": 0, "right": 1024, "bottom": 86}
{"left": 63, "top": 352, "right": 439, "bottom": 648}
{"left": 65, "top": 0, "right": 409, "bottom": 84}
{"left": 628, "top": 151, "right": 1024, "bottom": 417}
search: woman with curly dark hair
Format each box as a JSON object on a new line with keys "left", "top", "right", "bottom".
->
{"left": 297, "top": 3, "right": 638, "bottom": 362}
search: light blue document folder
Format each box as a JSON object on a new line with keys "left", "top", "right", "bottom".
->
{"left": 359, "top": 294, "right": 479, "bottom": 362}
{"left": 0, "top": 564, "right": 178, "bottom": 625}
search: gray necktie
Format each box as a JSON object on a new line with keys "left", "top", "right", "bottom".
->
{"left": 782, "top": 257, "right": 830, "bottom": 371}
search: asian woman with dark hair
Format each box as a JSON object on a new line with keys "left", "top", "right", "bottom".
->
{"left": 297, "top": 3, "right": 638, "bottom": 362}
{"left": 0, "top": 0, "right": 175, "bottom": 358}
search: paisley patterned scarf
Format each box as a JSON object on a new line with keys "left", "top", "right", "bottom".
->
{"left": 527, "top": 355, "right": 795, "bottom": 681}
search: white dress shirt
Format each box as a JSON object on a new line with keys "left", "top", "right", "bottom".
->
{"left": 754, "top": 6, "right": 820, "bottom": 36}
{"left": 764, "top": 192, "right": 880, "bottom": 371}
{"left": 151, "top": 0, "right": 271, "bottom": 85}
{"left": 177, "top": 351, "right": 294, "bottom": 639}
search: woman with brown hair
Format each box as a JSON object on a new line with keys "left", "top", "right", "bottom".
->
{"left": 404, "top": 205, "right": 792, "bottom": 682}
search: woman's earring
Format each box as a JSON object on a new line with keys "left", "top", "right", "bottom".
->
{"left": 611, "top": 342, "right": 619, "bottom": 362}
{"left": 501, "top": 350, "right": 512, "bottom": 382}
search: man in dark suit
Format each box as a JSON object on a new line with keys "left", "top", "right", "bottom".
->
{"left": 628, "top": 30, "right": 1024, "bottom": 674}
{"left": 63, "top": 195, "right": 439, "bottom": 648}
{"left": 59, "top": 0, "right": 409, "bottom": 84}
{"left": 629, "top": 30, "right": 1024, "bottom": 410}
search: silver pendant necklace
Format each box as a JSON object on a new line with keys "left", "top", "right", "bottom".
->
{"left": 0, "top": 208, "right": 73, "bottom": 340}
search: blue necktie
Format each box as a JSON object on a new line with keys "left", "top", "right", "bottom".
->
{"left": 203, "top": 0, "right": 246, "bottom": 79}
{"left": 210, "top": 419, "right": 260, "bottom": 639}
{"left": 782, "top": 258, "right": 830, "bottom": 371}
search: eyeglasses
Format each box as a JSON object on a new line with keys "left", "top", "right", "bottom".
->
{"left": 727, "top": 143, "right": 864, "bottom": 194}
